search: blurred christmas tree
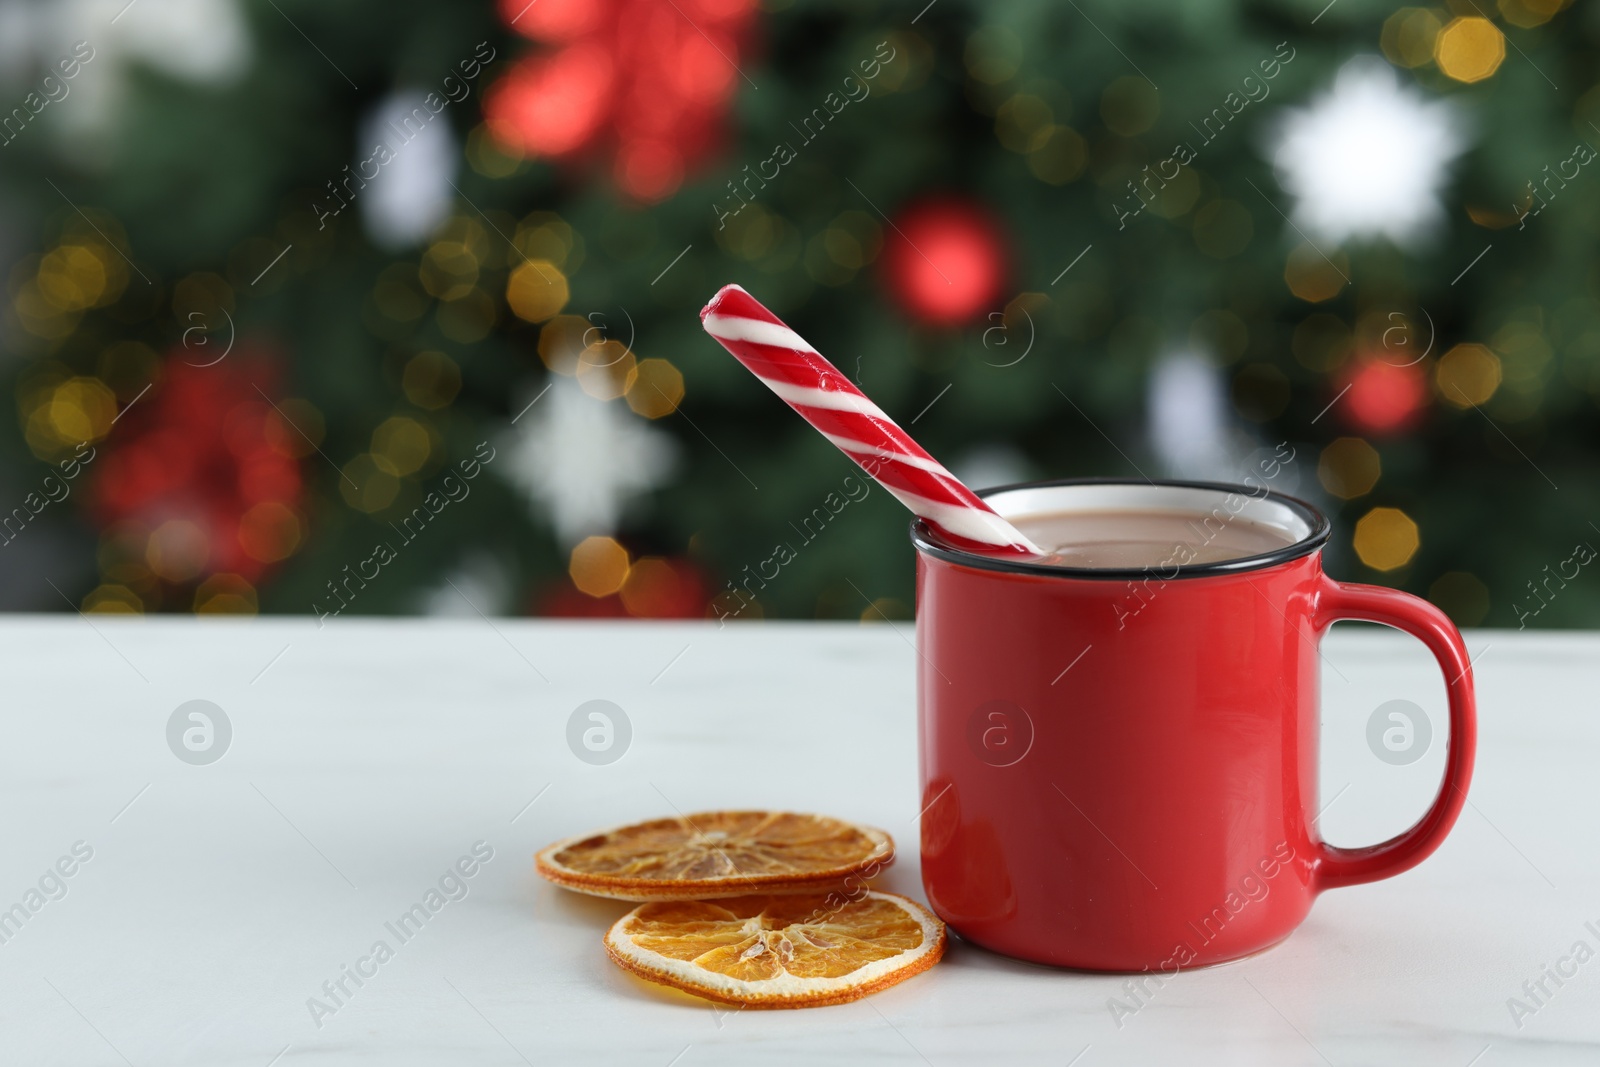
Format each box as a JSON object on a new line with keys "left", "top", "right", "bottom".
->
{"left": 1, "top": 0, "right": 1596, "bottom": 627}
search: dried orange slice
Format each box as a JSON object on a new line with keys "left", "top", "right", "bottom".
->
{"left": 536, "top": 811, "right": 893, "bottom": 900}
{"left": 604, "top": 891, "right": 945, "bottom": 1008}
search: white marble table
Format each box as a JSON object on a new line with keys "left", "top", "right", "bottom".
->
{"left": 0, "top": 617, "right": 1594, "bottom": 1065}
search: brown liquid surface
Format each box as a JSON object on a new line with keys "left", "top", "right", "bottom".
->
{"left": 1014, "top": 508, "right": 1297, "bottom": 569}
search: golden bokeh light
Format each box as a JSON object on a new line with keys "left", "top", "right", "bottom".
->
{"left": 14, "top": 275, "right": 79, "bottom": 339}
{"left": 715, "top": 202, "right": 780, "bottom": 262}
{"left": 964, "top": 26, "right": 1022, "bottom": 85}
{"left": 1284, "top": 243, "right": 1348, "bottom": 303}
{"left": 1100, "top": 76, "right": 1160, "bottom": 137}
{"left": 1318, "top": 437, "right": 1382, "bottom": 499}
{"left": 1435, "top": 17, "right": 1505, "bottom": 84}
{"left": 1143, "top": 167, "right": 1201, "bottom": 219}
{"left": 36, "top": 376, "right": 119, "bottom": 451}
{"left": 515, "top": 212, "right": 584, "bottom": 273}
{"left": 1429, "top": 571, "right": 1491, "bottom": 627}
{"left": 171, "top": 271, "right": 235, "bottom": 325}
{"left": 507, "top": 260, "right": 569, "bottom": 323}
{"left": 825, "top": 212, "right": 883, "bottom": 270}
{"left": 995, "top": 94, "right": 1053, "bottom": 153}
{"left": 537, "top": 315, "right": 591, "bottom": 375}
{"left": 371, "top": 416, "right": 433, "bottom": 476}
{"left": 1354, "top": 507, "right": 1420, "bottom": 571}
{"left": 37, "top": 244, "right": 114, "bottom": 312}
{"left": 340, "top": 454, "right": 402, "bottom": 513}
{"left": 1381, "top": 8, "right": 1444, "bottom": 69}
{"left": 402, "top": 351, "right": 461, "bottom": 410}
{"left": 419, "top": 234, "right": 481, "bottom": 300}
{"left": 569, "top": 536, "right": 631, "bottom": 597}
{"left": 620, "top": 557, "right": 686, "bottom": 616}
{"left": 238, "top": 501, "right": 303, "bottom": 563}
{"left": 437, "top": 288, "right": 497, "bottom": 343}
{"left": 1028, "top": 126, "right": 1088, "bottom": 185}
{"left": 626, "top": 358, "right": 686, "bottom": 418}
{"left": 576, "top": 340, "right": 637, "bottom": 401}
{"left": 822, "top": 227, "right": 864, "bottom": 273}
{"left": 1498, "top": 0, "right": 1568, "bottom": 29}
{"left": 466, "top": 123, "right": 523, "bottom": 178}
{"left": 263, "top": 398, "right": 324, "bottom": 458}
{"left": 82, "top": 584, "right": 144, "bottom": 614}
{"left": 195, "top": 573, "right": 259, "bottom": 615}
{"left": 1436, "top": 343, "right": 1503, "bottom": 407}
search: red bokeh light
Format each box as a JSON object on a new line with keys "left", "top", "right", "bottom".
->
{"left": 1340, "top": 357, "right": 1429, "bottom": 436}
{"left": 880, "top": 197, "right": 1009, "bottom": 327}
{"left": 90, "top": 348, "right": 305, "bottom": 584}
{"left": 486, "top": 0, "right": 756, "bottom": 203}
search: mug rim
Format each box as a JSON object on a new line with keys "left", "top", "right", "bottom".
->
{"left": 908, "top": 477, "right": 1332, "bottom": 581}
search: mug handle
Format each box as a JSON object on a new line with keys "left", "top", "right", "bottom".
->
{"left": 1310, "top": 577, "right": 1478, "bottom": 892}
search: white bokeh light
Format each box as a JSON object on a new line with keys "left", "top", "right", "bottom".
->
{"left": 359, "top": 91, "right": 459, "bottom": 252}
{"left": 1269, "top": 56, "right": 1468, "bottom": 246}
{"left": 503, "top": 377, "right": 678, "bottom": 546}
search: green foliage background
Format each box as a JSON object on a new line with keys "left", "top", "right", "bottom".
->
{"left": 2, "top": 0, "right": 1597, "bottom": 626}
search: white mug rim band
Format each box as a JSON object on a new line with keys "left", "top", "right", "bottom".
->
{"left": 909, "top": 477, "right": 1333, "bottom": 582}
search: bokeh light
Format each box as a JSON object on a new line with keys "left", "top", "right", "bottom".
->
{"left": 1435, "top": 17, "right": 1505, "bottom": 84}
{"left": 340, "top": 454, "right": 403, "bottom": 513}
{"left": 619, "top": 557, "right": 703, "bottom": 617}
{"left": 880, "top": 198, "right": 1007, "bottom": 327}
{"left": 1436, "top": 343, "right": 1503, "bottom": 407}
{"left": 238, "top": 502, "right": 303, "bottom": 563}
{"left": 1027, "top": 126, "right": 1087, "bottom": 185}
{"left": 1430, "top": 570, "right": 1491, "bottom": 626}
{"left": 1354, "top": 506, "right": 1420, "bottom": 571}
{"left": 146, "top": 519, "right": 211, "bottom": 582}
{"left": 1284, "top": 243, "right": 1348, "bottom": 303}
{"left": 83, "top": 584, "right": 143, "bottom": 614}
{"left": 1381, "top": 8, "right": 1443, "bottom": 69}
{"left": 575, "top": 340, "right": 637, "bottom": 400}
{"left": 996, "top": 94, "right": 1054, "bottom": 153}
{"left": 569, "top": 536, "right": 630, "bottom": 596}
{"left": 1498, "top": 0, "right": 1569, "bottom": 29}
{"left": 371, "top": 416, "right": 433, "bottom": 476}
{"left": 262, "top": 398, "right": 325, "bottom": 459}
{"left": 194, "top": 573, "right": 258, "bottom": 614}
{"left": 626, "top": 358, "right": 686, "bottom": 418}
{"left": 1099, "top": 76, "right": 1160, "bottom": 137}
{"left": 507, "top": 260, "right": 570, "bottom": 323}
{"left": 402, "top": 352, "right": 462, "bottom": 410}
{"left": 1318, "top": 437, "right": 1382, "bottom": 499}
{"left": 485, "top": 46, "right": 615, "bottom": 157}
{"left": 1342, "top": 358, "right": 1428, "bottom": 435}
{"left": 964, "top": 26, "right": 1022, "bottom": 85}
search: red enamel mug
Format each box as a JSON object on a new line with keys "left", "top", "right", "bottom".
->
{"left": 912, "top": 479, "right": 1477, "bottom": 971}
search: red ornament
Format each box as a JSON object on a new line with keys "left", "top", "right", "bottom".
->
{"left": 880, "top": 197, "right": 1010, "bottom": 327}
{"left": 90, "top": 348, "right": 305, "bottom": 587}
{"left": 486, "top": 0, "right": 756, "bottom": 202}
{"left": 1339, "top": 357, "right": 1428, "bottom": 436}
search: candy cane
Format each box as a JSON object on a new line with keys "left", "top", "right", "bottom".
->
{"left": 699, "top": 284, "right": 1040, "bottom": 556}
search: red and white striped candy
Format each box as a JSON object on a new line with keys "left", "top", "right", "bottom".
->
{"left": 699, "top": 284, "right": 1041, "bottom": 557}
